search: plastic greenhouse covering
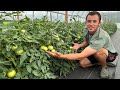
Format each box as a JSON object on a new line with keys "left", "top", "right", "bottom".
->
{"left": 0, "top": 11, "right": 120, "bottom": 23}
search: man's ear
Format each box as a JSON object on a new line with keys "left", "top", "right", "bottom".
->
{"left": 100, "top": 19, "right": 104, "bottom": 24}
{"left": 99, "top": 19, "right": 103, "bottom": 27}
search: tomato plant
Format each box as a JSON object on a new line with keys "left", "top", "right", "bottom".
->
{"left": 0, "top": 13, "right": 117, "bottom": 79}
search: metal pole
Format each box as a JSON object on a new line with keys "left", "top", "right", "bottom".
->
{"left": 17, "top": 11, "right": 19, "bottom": 21}
{"left": 57, "top": 11, "right": 59, "bottom": 19}
{"left": 50, "top": 12, "right": 52, "bottom": 21}
{"left": 65, "top": 11, "right": 68, "bottom": 24}
{"left": 33, "top": 11, "right": 34, "bottom": 21}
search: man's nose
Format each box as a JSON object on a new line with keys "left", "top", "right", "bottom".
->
{"left": 89, "top": 21, "right": 94, "bottom": 25}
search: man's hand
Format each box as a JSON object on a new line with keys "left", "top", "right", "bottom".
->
{"left": 71, "top": 42, "right": 81, "bottom": 50}
{"left": 47, "top": 51, "right": 63, "bottom": 58}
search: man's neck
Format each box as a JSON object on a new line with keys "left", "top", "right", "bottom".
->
{"left": 89, "top": 30, "right": 96, "bottom": 35}
{"left": 89, "top": 28, "right": 99, "bottom": 35}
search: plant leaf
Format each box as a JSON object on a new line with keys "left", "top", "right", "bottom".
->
{"left": 26, "top": 65, "right": 32, "bottom": 73}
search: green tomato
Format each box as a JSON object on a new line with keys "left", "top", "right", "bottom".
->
{"left": 16, "top": 49, "right": 24, "bottom": 55}
{"left": 12, "top": 45, "right": 18, "bottom": 51}
{"left": 3, "top": 22, "right": 10, "bottom": 25}
{"left": 40, "top": 46, "right": 48, "bottom": 51}
{"left": 7, "top": 69, "right": 16, "bottom": 78}
{"left": 21, "top": 29, "right": 26, "bottom": 33}
{"left": 77, "top": 35, "right": 80, "bottom": 39}
{"left": 51, "top": 49, "right": 56, "bottom": 52}
{"left": 40, "top": 46, "right": 45, "bottom": 49}
{"left": 77, "top": 34, "right": 81, "bottom": 39}
{"left": 56, "top": 37, "right": 60, "bottom": 41}
{"left": 67, "top": 50, "right": 72, "bottom": 53}
{"left": 48, "top": 45, "right": 54, "bottom": 50}
{"left": 54, "top": 35, "right": 60, "bottom": 40}
{"left": 70, "top": 46, "right": 73, "bottom": 49}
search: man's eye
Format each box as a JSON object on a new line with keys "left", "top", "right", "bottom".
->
{"left": 93, "top": 20, "right": 97, "bottom": 23}
{"left": 87, "top": 20, "right": 91, "bottom": 23}
{"left": 87, "top": 20, "right": 97, "bottom": 23}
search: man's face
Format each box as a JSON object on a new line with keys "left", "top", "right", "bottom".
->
{"left": 86, "top": 15, "right": 101, "bottom": 34}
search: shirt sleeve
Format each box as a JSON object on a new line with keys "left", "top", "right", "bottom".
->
{"left": 88, "top": 37, "right": 105, "bottom": 51}
{"left": 82, "top": 28, "right": 88, "bottom": 40}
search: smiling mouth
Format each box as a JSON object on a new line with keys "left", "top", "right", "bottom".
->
{"left": 88, "top": 28, "right": 94, "bottom": 30}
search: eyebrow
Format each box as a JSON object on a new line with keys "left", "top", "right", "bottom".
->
{"left": 87, "top": 20, "right": 97, "bottom": 22}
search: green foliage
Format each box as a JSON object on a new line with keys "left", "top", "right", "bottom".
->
{"left": 0, "top": 14, "right": 117, "bottom": 79}
{"left": 101, "top": 21, "right": 117, "bottom": 36}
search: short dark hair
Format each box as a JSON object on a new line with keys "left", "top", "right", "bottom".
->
{"left": 86, "top": 11, "right": 101, "bottom": 22}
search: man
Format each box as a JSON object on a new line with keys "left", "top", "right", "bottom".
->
{"left": 47, "top": 11, "right": 118, "bottom": 79}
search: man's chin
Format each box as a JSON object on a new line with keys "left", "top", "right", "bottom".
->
{"left": 88, "top": 29, "right": 94, "bottom": 32}
{"left": 88, "top": 30, "right": 96, "bottom": 34}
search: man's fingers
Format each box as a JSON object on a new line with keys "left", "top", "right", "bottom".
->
{"left": 47, "top": 51, "right": 60, "bottom": 57}
{"left": 47, "top": 51, "right": 52, "bottom": 54}
{"left": 47, "top": 51, "right": 53, "bottom": 55}
{"left": 56, "top": 52, "right": 62, "bottom": 56}
{"left": 71, "top": 42, "right": 75, "bottom": 45}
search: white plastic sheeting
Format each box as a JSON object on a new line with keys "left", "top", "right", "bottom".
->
{"left": 0, "top": 11, "right": 89, "bottom": 22}
{"left": 116, "top": 23, "right": 120, "bottom": 29}
{"left": 0, "top": 11, "right": 120, "bottom": 23}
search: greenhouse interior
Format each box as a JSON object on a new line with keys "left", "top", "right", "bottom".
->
{"left": 0, "top": 11, "right": 120, "bottom": 79}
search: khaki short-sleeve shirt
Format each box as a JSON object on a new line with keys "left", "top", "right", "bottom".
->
{"left": 83, "top": 27, "right": 117, "bottom": 53}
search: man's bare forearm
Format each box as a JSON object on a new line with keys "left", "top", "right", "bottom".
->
{"left": 59, "top": 46, "right": 97, "bottom": 60}
{"left": 60, "top": 53, "right": 84, "bottom": 60}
